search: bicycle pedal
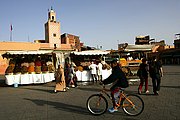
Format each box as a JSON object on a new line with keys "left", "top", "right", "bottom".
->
{"left": 116, "top": 103, "right": 120, "bottom": 107}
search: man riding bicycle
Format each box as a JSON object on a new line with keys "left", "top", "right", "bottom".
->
{"left": 101, "top": 59, "right": 129, "bottom": 113}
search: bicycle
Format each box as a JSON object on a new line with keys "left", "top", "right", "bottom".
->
{"left": 86, "top": 85, "right": 144, "bottom": 116}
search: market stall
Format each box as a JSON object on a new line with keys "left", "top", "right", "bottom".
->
{"left": 3, "top": 50, "right": 56, "bottom": 85}
{"left": 70, "top": 50, "right": 111, "bottom": 82}
{"left": 119, "top": 44, "right": 154, "bottom": 76}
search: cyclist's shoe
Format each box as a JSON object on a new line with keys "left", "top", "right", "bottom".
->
{"left": 108, "top": 107, "right": 118, "bottom": 113}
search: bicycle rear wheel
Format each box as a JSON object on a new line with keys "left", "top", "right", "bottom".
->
{"left": 86, "top": 94, "right": 108, "bottom": 115}
{"left": 122, "top": 94, "right": 144, "bottom": 116}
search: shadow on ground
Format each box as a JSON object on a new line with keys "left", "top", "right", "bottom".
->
{"left": 20, "top": 87, "right": 55, "bottom": 93}
{"left": 24, "top": 98, "right": 89, "bottom": 115}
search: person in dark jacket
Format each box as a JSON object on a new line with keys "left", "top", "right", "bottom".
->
{"left": 149, "top": 57, "right": 163, "bottom": 95}
{"left": 102, "top": 59, "right": 129, "bottom": 113}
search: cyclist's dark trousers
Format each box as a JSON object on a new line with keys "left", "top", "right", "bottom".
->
{"left": 152, "top": 74, "right": 161, "bottom": 93}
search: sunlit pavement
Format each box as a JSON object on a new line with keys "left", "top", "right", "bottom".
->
{"left": 0, "top": 65, "right": 180, "bottom": 120}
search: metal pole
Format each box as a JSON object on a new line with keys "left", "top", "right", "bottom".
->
{"left": 10, "top": 31, "right": 12, "bottom": 41}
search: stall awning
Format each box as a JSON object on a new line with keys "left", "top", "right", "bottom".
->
{"left": 72, "top": 50, "right": 110, "bottom": 55}
{"left": 5, "top": 50, "right": 53, "bottom": 55}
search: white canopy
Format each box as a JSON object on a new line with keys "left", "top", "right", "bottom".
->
{"left": 72, "top": 50, "right": 110, "bottom": 55}
{"left": 5, "top": 50, "right": 53, "bottom": 55}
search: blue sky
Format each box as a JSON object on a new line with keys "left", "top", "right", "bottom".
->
{"left": 0, "top": 0, "right": 179, "bottom": 50}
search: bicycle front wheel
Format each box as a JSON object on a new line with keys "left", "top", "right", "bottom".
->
{"left": 86, "top": 94, "right": 108, "bottom": 115}
{"left": 122, "top": 94, "right": 144, "bottom": 116}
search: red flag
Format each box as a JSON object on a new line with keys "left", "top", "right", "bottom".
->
{"left": 10, "top": 24, "right": 13, "bottom": 31}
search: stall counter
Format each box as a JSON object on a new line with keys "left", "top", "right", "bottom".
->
{"left": 76, "top": 69, "right": 112, "bottom": 82}
{"left": 5, "top": 73, "right": 55, "bottom": 85}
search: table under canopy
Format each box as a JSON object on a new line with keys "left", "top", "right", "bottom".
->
{"left": 5, "top": 73, "right": 55, "bottom": 85}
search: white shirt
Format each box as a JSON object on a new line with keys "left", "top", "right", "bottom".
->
{"left": 89, "top": 63, "right": 97, "bottom": 74}
{"left": 97, "top": 63, "right": 103, "bottom": 75}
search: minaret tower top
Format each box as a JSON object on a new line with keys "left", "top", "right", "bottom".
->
{"left": 48, "top": 7, "right": 56, "bottom": 22}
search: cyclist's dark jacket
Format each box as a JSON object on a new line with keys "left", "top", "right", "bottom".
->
{"left": 102, "top": 65, "right": 129, "bottom": 88}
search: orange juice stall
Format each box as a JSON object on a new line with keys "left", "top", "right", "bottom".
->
{"left": 119, "top": 44, "right": 154, "bottom": 76}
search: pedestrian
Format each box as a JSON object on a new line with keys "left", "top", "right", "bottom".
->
{"left": 66, "top": 63, "right": 76, "bottom": 88}
{"left": 72, "top": 71, "right": 78, "bottom": 88}
{"left": 70, "top": 63, "right": 78, "bottom": 88}
{"left": 137, "top": 58, "right": 149, "bottom": 94}
{"left": 149, "top": 57, "right": 163, "bottom": 95}
{"left": 54, "top": 64, "right": 66, "bottom": 92}
{"left": 89, "top": 61, "right": 98, "bottom": 82}
{"left": 97, "top": 61, "right": 103, "bottom": 81}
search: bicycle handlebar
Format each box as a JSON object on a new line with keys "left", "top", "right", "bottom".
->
{"left": 99, "top": 80, "right": 125, "bottom": 91}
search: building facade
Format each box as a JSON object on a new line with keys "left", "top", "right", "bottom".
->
{"left": 61, "top": 33, "right": 81, "bottom": 51}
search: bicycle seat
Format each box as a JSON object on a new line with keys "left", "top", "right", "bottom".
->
{"left": 120, "top": 88, "right": 125, "bottom": 91}
{"left": 115, "top": 87, "right": 125, "bottom": 91}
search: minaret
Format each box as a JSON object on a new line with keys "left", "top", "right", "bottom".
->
{"left": 45, "top": 7, "right": 61, "bottom": 48}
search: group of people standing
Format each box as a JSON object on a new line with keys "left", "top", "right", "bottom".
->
{"left": 54, "top": 60, "right": 105, "bottom": 92}
{"left": 88, "top": 61, "right": 103, "bottom": 83}
{"left": 137, "top": 57, "right": 163, "bottom": 95}
{"left": 54, "top": 63, "right": 77, "bottom": 93}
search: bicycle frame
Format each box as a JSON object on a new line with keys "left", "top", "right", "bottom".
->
{"left": 118, "top": 91, "right": 135, "bottom": 108}
{"left": 100, "top": 86, "right": 135, "bottom": 108}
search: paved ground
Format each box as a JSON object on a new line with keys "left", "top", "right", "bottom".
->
{"left": 0, "top": 66, "right": 180, "bottom": 120}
